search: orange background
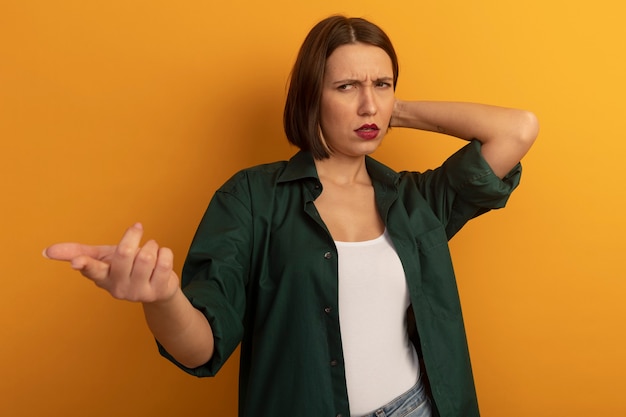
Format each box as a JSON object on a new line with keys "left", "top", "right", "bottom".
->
{"left": 2, "top": 1, "right": 625, "bottom": 416}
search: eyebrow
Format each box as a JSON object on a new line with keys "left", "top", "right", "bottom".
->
{"left": 331, "top": 76, "right": 394, "bottom": 86}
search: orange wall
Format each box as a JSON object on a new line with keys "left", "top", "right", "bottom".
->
{"left": 2, "top": 1, "right": 625, "bottom": 416}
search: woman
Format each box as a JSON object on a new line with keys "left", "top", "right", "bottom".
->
{"left": 44, "top": 15, "right": 538, "bottom": 417}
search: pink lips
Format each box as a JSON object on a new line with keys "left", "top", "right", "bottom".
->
{"left": 354, "top": 124, "right": 380, "bottom": 140}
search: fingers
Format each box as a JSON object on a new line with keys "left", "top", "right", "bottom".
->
{"left": 45, "top": 223, "right": 177, "bottom": 302}
{"left": 123, "top": 238, "right": 174, "bottom": 286}
{"left": 44, "top": 243, "right": 114, "bottom": 262}
{"left": 108, "top": 223, "right": 144, "bottom": 280}
{"left": 130, "top": 239, "right": 160, "bottom": 282}
{"left": 128, "top": 243, "right": 176, "bottom": 301}
{"left": 99, "top": 223, "right": 176, "bottom": 302}
{"left": 151, "top": 246, "right": 175, "bottom": 289}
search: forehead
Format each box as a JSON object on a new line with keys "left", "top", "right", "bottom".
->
{"left": 324, "top": 43, "right": 393, "bottom": 79}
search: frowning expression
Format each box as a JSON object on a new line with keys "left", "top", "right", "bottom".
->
{"left": 319, "top": 42, "right": 396, "bottom": 159}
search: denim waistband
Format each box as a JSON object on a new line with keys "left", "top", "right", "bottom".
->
{"left": 363, "top": 375, "right": 431, "bottom": 417}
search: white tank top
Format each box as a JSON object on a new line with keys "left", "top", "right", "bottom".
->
{"left": 335, "top": 229, "right": 420, "bottom": 416}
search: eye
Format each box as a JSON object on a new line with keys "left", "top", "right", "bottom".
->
{"left": 375, "top": 81, "right": 392, "bottom": 88}
{"left": 338, "top": 84, "right": 355, "bottom": 91}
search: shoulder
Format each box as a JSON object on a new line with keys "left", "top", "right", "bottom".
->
{"left": 205, "top": 160, "right": 291, "bottom": 216}
{"left": 218, "top": 160, "right": 290, "bottom": 195}
{"left": 219, "top": 150, "right": 320, "bottom": 194}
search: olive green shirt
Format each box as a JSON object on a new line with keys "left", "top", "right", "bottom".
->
{"left": 159, "top": 140, "right": 522, "bottom": 417}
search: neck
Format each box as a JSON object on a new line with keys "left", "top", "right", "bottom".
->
{"left": 314, "top": 154, "right": 370, "bottom": 186}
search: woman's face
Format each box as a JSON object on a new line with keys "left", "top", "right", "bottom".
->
{"left": 319, "top": 42, "right": 395, "bottom": 160}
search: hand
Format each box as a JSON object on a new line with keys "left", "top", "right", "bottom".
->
{"left": 44, "top": 223, "right": 180, "bottom": 303}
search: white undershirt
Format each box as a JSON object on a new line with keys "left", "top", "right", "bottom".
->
{"left": 335, "top": 229, "right": 419, "bottom": 416}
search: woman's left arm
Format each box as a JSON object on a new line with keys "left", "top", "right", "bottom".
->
{"left": 390, "top": 100, "right": 539, "bottom": 178}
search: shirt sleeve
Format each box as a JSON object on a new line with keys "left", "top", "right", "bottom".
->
{"left": 409, "top": 139, "right": 522, "bottom": 239}
{"left": 158, "top": 171, "right": 253, "bottom": 377}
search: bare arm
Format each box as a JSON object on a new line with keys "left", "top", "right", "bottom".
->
{"left": 142, "top": 289, "right": 214, "bottom": 369}
{"left": 44, "top": 223, "right": 214, "bottom": 368}
{"left": 390, "top": 100, "right": 539, "bottom": 178}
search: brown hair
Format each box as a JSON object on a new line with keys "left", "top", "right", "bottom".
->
{"left": 283, "top": 15, "right": 399, "bottom": 159}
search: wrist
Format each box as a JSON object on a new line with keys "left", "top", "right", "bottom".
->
{"left": 143, "top": 285, "right": 183, "bottom": 310}
{"left": 390, "top": 99, "right": 407, "bottom": 128}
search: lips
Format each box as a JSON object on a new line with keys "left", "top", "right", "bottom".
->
{"left": 354, "top": 123, "right": 380, "bottom": 140}
{"left": 356, "top": 123, "right": 379, "bottom": 132}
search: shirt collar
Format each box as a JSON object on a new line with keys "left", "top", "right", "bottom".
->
{"left": 277, "top": 150, "right": 319, "bottom": 183}
{"left": 277, "top": 150, "right": 401, "bottom": 188}
{"left": 365, "top": 154, "right": 401, "bottom": 188}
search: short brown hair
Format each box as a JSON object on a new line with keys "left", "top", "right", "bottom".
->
{"left": 283, "top": 15, "right": 399, "bottom": 159}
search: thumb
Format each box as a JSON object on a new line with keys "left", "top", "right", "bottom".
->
{"left": 70, "top": 255, "right": 111, "bottom": 282}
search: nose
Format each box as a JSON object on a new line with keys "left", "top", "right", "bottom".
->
{"left": 358, "top": 86, "right": 377, "bottom": 116}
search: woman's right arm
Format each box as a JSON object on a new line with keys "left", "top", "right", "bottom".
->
{"left": 44, "top": 223, "right": 214, "bottom": 369}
